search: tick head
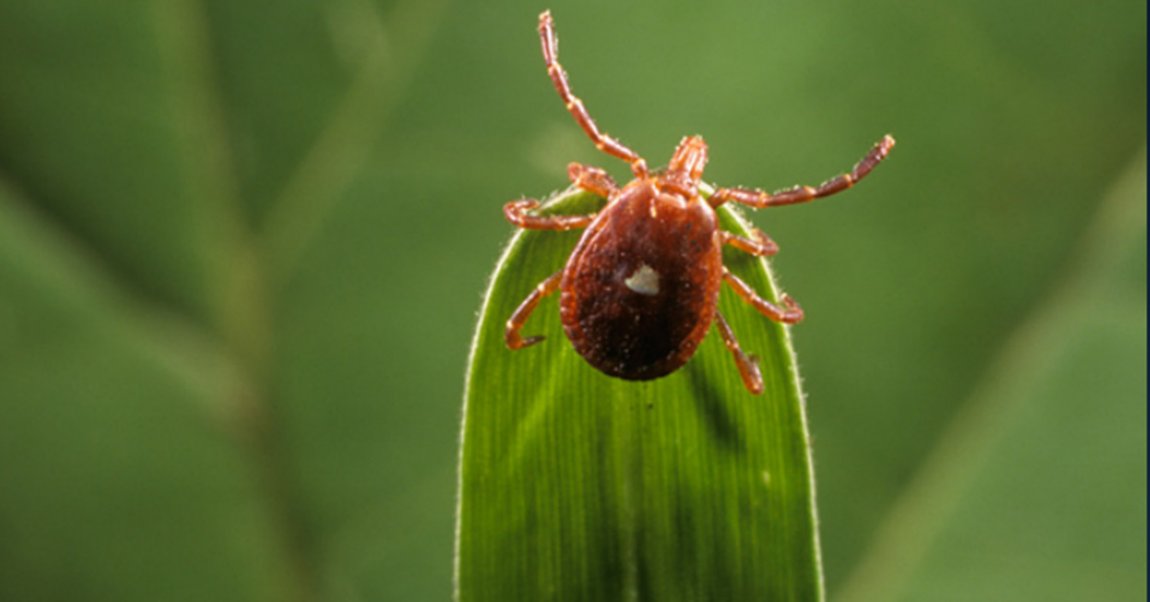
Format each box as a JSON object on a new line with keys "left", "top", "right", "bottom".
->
{"left": 658, "top": 135, "right": 708, "bottom": 199}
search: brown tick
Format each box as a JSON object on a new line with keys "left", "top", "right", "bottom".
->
{"left": 504, "top": 10, "right": 895, "bottom": 394}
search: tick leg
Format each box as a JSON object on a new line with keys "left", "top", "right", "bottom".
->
{"left": 539, "top": 11, "right": 649, "bottom": 178}
{"left": 723, "top": 268, "right": 804, "bottom": 324}
{"left": 506, "top": 270, "right": 564, "bottom": 349}
{"left": 721, "top": 229, "right": 779, "bottom": 257}
{"left": 504, "top": 199, "right": 596, "bottom": 230}
{"left": 715, "top": 311, "right": 764, "bottom": 395}
{"left": 710, "top": 135, "right": 895, "bottom": 209}
{"left": 568, "top": 162, "right": 619, "bottom": 199}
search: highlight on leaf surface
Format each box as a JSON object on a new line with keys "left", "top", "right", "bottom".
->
{"left": 455, "top": 185, "right": 825, "bottom": 601}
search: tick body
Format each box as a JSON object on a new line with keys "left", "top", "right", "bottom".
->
{"left": 562, "top": 174, "right": 722, "bottom": 380}
{"left": 504, "top": 11, "right": 895, "bottom": 394}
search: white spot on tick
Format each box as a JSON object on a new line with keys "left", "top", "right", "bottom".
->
{"left": 624, "top": 264, "right": 660, "bottom": 296}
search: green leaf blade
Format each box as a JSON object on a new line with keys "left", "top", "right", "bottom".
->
{"left": 457, "top": 187, "right": 823, "bottom": 601}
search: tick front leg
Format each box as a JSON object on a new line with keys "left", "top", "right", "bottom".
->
{"left": 710, "top": 135, "right": 895, "bottom": 209}
{"left": 723, "top": 268, "right": 804, "bottom": 324}
{"left": 715, "top": 311, "right": 763, "bottom": 395}
{"left": 721, "top": 229, "right": 779, "bottom": 257}
{"left": 539, "top": 11, "right": 649, "bottom": 178}
{"left": 568, "top": 162, "right": 619, "bottom": 199}
{"left": 504, "top": 199, "right": 596, "bottom": 230}
{"left": 506, "top": 270, "right": 564, "bottom": 349}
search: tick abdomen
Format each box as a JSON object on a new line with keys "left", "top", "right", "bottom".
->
{"left": 560, "top": 182, "right": 723, "bottom": 380}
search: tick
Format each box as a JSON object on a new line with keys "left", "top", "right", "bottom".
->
{"left": 504, "top": 10, "right": 895, "bottom": 394}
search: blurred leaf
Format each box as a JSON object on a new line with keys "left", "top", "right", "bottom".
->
{"left": 457, "top": 187, "right": 823, "bottom": 601}
{"left": 835, "top": 153, "right": 1147, "bottom": 601}
{"left": 0, "top": 177, "right": 296, "bottom": 601}
{"left": 0, "top": 1, "right": 448, "bottom": 600}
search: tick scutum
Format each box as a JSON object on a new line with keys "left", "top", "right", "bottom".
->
{"left": 560, "top": 181, "right": 723, "bottom": 380}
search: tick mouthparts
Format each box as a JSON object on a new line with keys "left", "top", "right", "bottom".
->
{"left": 668, "top": 135, "right": 709, "bottom": 180}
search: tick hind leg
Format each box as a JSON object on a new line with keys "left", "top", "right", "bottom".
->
{"left": 506, "top": 270, "right": 563, "bottom": 349}
{"left": 710, "top": 135, "right": 895, "bottom": 209}
{"left": 715, "top": 311, "right": 763, "bottom": 395}
{"left": 723, "top": 268, "right": 804, "bottom": 324}
{"left": 539, "top": 11, "right": 648, "bottom": 178}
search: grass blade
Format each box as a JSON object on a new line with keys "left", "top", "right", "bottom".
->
{"left": 456, "top": 186, "right": 823, "bottom": 601}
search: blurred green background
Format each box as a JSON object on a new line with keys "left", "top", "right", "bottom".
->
{"left": 0, "top": 0, "right": 1144, "bottom": 600}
